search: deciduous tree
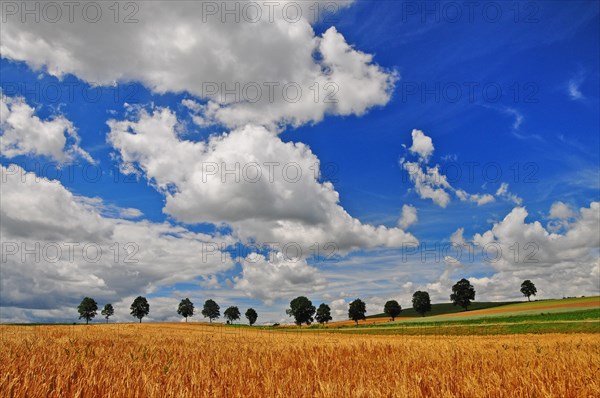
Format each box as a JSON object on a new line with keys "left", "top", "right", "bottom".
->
{"left": 130, "top": 296, "right": 150, "bottom": 323}
{"left": 178, "top": 298, "right": 194, "bottom": 322}
{"left": 202, "top": 299, "right": 220, "bottom": 322}
{"left": 384, "top": 300, "right": 401, "bottom": 321}
{"left": 315, "top": 303, "right": 332, "bottom": 325}
{"left": 224, "top": 306, "right": 241, "bottom": 324}
{"left": 286, "top": 296, "right": 316, "bottom": 326}
{"left": 245, "top": 308, "right": 258, "bottom": 325}
{"left": 348, "top": 298, "right": 366, "bottom": 325}
{"left": 520, "top": 280, "right": 537, "bottom": 301}
{"left": 450, "top": 279, "right": 476, "bottom": 311}
{"left": 101, "top": 303, "right": 114, "bottom": 323}
{"left": 78, "top": 297, "right": 98, "bottom": 324}
{"left": 412, "top": 291, "right": 432, "bottom": 317}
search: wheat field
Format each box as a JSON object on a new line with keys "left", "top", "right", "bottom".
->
{"left": 1, "top": 323, "right": 599, "bottom": 397}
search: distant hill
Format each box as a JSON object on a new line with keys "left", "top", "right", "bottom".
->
{"left": 367, "top": 301, "right": 518, "bottom": 319}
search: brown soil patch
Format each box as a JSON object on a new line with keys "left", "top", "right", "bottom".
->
{"left": 327, "top": 317, "right": 410, "bottom": 327}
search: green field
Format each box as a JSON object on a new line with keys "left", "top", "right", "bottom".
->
{"left": 333, "top": 321, "right": 600, "bottom": 336}
{"left": 353, "top": 307, "right": 599, "bottom": 327}
{"left": 287, "top": 297, "right": 600, "bottom": 336}
{"left": 290, "top": 308, "right": 600, "bottom": 335}
{"left": 8, "top": 297, "right": 599, "bottom": 337}
{"left": 366, "top": 300, "right": 517, "bottom": 318}
{"left": 367, "top": 296, "right": 600, "bottom": 319}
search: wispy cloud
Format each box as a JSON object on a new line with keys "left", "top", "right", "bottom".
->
{"left": 504, "top": 107, "right": 524, "bottom": 131}
{"left": 567, "top": 71, "right": 586, "bottom": 101}
{"left": 488, "top": 106, "right": 544, "bottom": 142}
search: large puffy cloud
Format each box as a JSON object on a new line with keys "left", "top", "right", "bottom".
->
{"left": 547, "top": 201, "right": 576, "bottom": 232}
{"left": 0, "top": 164, "right": 235, "bottom": 318}
{"left": 108, "top": 107, "right": 417, "bottom": 254}
{"left": 468, "top": 202, "right": 600, "bottom": 299}
{"left": 233, "top": 252, "right": 327, "bottom": 304}
{"left": 1, "top": 1, "right": 395, "bottom": 130}
{"left": 329, "top": 298, "right": 349, "bottom": 319}
{"left": 0, "top": 94, "right": 92, "bottom": 163}
{"left": 398, "top": 202, "right": 599, "bottom": 304}
{"left": 472, "top": 203, "right": 600, "bottom": 271}
{"left": 549, "top": 201, "right": 575, "bottom": 219}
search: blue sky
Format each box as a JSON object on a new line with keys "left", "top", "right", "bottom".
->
{"left": 1, "top": 1, "right": 598, "bottom": 324}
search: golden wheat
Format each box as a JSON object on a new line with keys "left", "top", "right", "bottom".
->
{"left": 1, "top": 323, "right": 599, "bottom": 397}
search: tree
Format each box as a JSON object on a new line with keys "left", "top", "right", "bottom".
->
{"left": 383, "top": 300, "right": 402, "bottom": 321}
{"left": 412, "top": 291, "right": 432, "bottom": 317}
{"left": 224, "top": 306, "right": 241, "bottom": 324}
{"left": 315, "top": 303, "right": 332, "bottom": 325}
{"left": 177, "top": 298, "right": 194, "bottom": 322}
{"left": 78, "top": 297, "right": 98, "bottom": 324}
{"left": 286, "top": 296, "right": 316, "bottom": 326}
{"left": 101, "top": 303, "right": 114, "bottom": 323}
{"left": 202, "top": 299, "right": 220, "bottom": 322}
{"left": 520, "top": 280, "right": 537, "bottom": 301}
{"left": 245, "top": 308, "right": 258, "bottom": 326}
{"left": 348, "top": 298, "right": 366, "bottom": 325}
{"left": 130, "top": 296, "right": 150, "bottom": 323}
{"left": 450, "top": 279, "right": 476, "bottom": 311}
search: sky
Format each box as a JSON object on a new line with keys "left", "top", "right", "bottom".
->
{"left": 0, "top": 0, "right": 598, "bottom": 324}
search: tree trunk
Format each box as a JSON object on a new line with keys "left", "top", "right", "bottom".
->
{"left": 139, "top": 318, "right": 142, "bottom": 323}
{"left": 185, "top": 317, "right": 188, "bottom": 322}
{"left": 528, "top": 296, "right": 531, "bottom": 302}
{"left": 86, "top": 319, "right": 89, "bottom": 325}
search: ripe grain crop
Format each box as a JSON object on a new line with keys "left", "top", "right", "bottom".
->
{"left": 1, "top": 324, "right": 599, "bottom": 397}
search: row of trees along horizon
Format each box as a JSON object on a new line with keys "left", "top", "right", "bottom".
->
{"left": 77, "top": 279, "right": 538, "bottom": 325}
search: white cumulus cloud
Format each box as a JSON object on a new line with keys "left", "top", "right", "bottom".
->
{"left": 0, "top": 1, "right": 395, "bottom": 130}
{"left": 469, "top": 202, "right": 600, "bottom": 299}
{"left": 408, "top": 129, "right": 434, "bottom": 162}
{"left": 398, "top": 204, "right": 418, "bottom": 229}
{"left": 0, "top": 164, "right": 235, "bottom": 321}
{"left": 233, "top": 252, "right": 327, "bottom": 304}
{"left": 108, "top": 107, "right": 418, "bottom": 255}
{"left": 1, "top": 94, "right": 93, "bottom": 163}
{"left": 549, "top": 201, "right": 575, "bottom": 219}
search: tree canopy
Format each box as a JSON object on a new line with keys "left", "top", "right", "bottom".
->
{"left": 245, "top": 308, "right": 258, "bottom": 325}
{"left": 286, "top": 296, "right": 316, "bottom": 325}
{"left": 412, "top": 291, "right": 432, "bottom": 317}
{"left": 178, "top": 298, "right": 195, "bottom": 321}
{"left": 100, "top": 303, "right": 114, "bottom": 323}
{"left": 383, "top": 300, "right": 402, "bottom": 321}
{"left": 450, "top": 279, "right": 476, "bottom": 311}
{"left": 130, "top": 296, "right": 150, "bottom": 322}
{"left": 348, "top": 298, "right": 366, "bottom": 325}
{"left": 202, "top": 299, "right": 220, "bottom": 322}
{"left": 520, "top": 280, "right": 537, "bottom": 301}
{"left": 224, "top": 306, "right": 241, "bottom": 323}
{"left": 78, "top": 297, "right": 98, "bottom": 324}
{"left": 315, "top": 303, "right": 332, "bottom": 325}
